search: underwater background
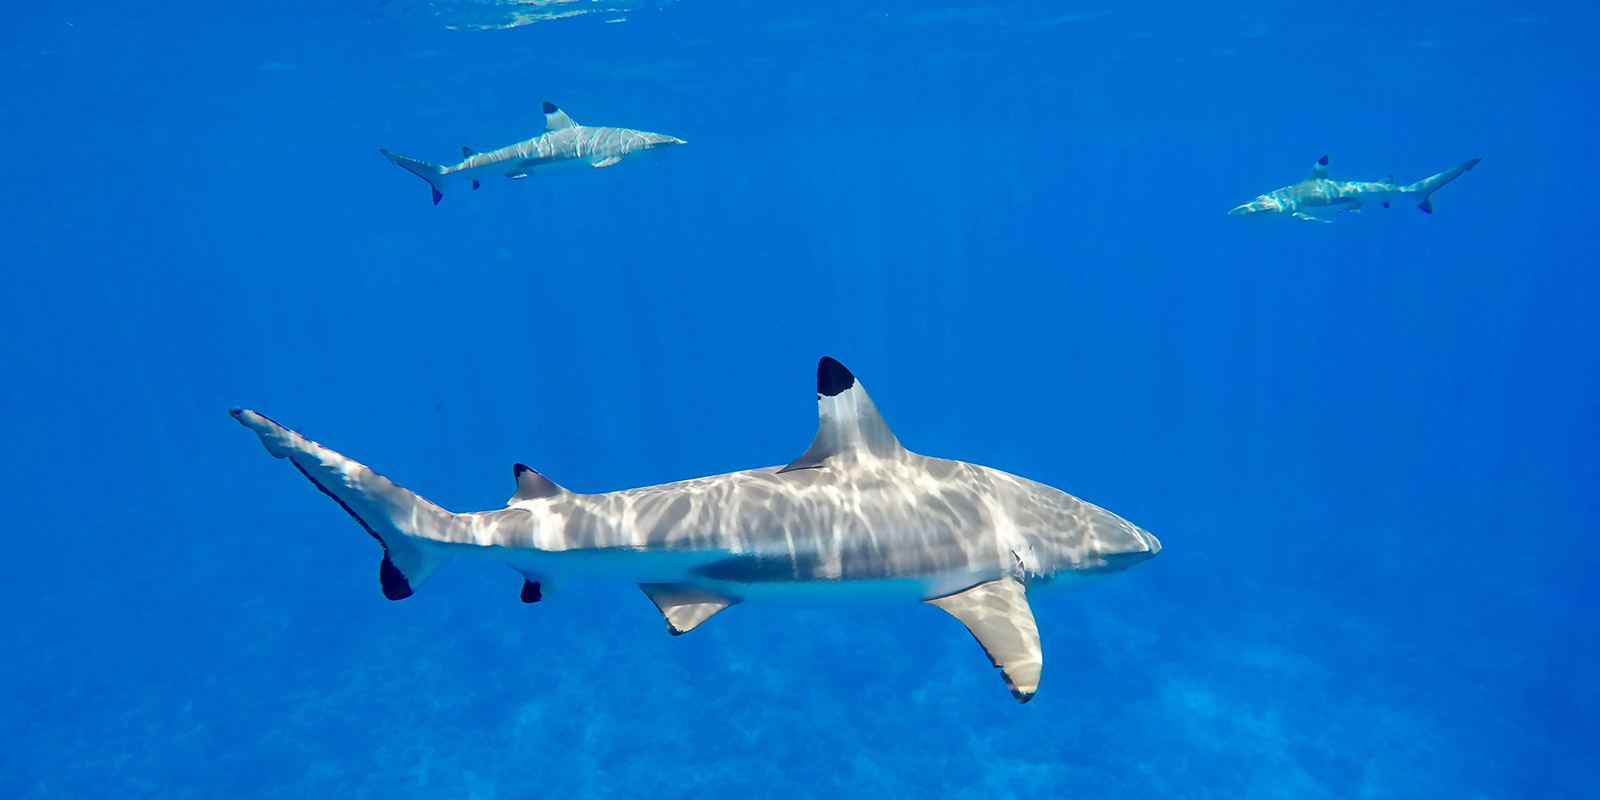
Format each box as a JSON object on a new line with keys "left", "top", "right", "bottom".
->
{"left": 2, "top": 1, "right": 1596, "bottom": 797}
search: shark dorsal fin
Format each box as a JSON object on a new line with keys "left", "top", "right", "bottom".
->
{"left": 1379, "top": 173, "right": 1397, "bottom": 186}
{"left": 1305, "top": 154, "right": 1331, "bottom": 181}
{"left": 542, "top": 101, "right": 577, "bottom": 132}
{"left": 509, "top": 463, "right": 567, "bottom": 503}
{"left": 779, "top": 357, "right": 903, "bottom": 473}
{"left": 462, "top": 146, "right": 476, "bottom": 158}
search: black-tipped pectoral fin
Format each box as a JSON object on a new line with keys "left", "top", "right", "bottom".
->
{"left": 639, "top": 583, "right": 737, "bottom": 635}
{"left": 927, "top": 578, "right": 1042, "bottom": 703}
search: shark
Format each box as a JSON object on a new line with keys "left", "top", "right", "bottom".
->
{"left": 379, "top": 101, "right": 686, "bottom": 205}
{"left": 229, "top": 357, "right": 1161, "bottom": 702}
{"left": 1229, "top": 155, "right": 1482, "bottom": 222}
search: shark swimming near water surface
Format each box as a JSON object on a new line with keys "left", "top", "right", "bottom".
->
{"left": 1230, "top": 155, "right": 1482, "bottom": 222}
{"left": 380, "top": 101, "right": 686, "bottom": 205}
{"left": 231, "top": 357, "right": 1161, "bottom": 702}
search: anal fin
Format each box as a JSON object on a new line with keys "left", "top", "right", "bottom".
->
{"left": 927, "top": 578, "right": 1042, "bottom": 703}
{"left": 639, "top": 583, "right": 737, "bottom": 635}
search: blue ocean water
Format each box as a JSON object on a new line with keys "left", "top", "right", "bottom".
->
{"left": 2, "top": 1, "right": 1596, "bottom": 796}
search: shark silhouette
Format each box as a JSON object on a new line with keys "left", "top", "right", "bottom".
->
{"left": 231, "top": 357, "right": 1161, "bottom": 702}
{"left": 1230, "top": 155, "right": 1482, "bottom": 221}
{"left": 380, "top": 101, "right": 685, "bottom": 205}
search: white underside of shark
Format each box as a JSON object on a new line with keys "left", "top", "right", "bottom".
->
{"left": 1229, "top": 155, "right": 1482, "bottom": 222}
{"left": 231, "top": 357, "right": 1161, "bottom": 702}
{"left": 380, "top": 101, "right": 686, "bottom": 205}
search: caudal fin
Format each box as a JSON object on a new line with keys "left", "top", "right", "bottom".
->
{"left": 379, "top": 149, "right": 449, "bottom": 205}
{"left": 230, "top": 408, "right": 456, "bottom": 599}
{"left": 1407, "top": 157, "right": 1483, "bottom": 214}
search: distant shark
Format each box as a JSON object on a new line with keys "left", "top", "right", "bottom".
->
{"left": 380, "top": 101, "right": 686, "bottom": 205}
{"left": 231, "top": 357, "right": 1161, "bottom": 703}
{"left": 1229, "top": 155, "right": 1482, "bottom": 222}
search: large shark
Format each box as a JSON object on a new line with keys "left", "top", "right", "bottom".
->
{"left": 380, "top": 101, "right": 686, "bottom": 205}
{"left": 1229, "top": 155, "right": 1482, "bottom": 222}
{"left": 230, "top": 357, "right": 1160, "bottom": 702}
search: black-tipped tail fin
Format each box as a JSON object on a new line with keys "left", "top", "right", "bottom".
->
{"left": 1408, "top": 157, "right": 1482, "bottom": 214}
{"left": 379, "top": 149, "right": 450, "bottom": 205}
{"left": 230, "top": 408, "right": 454, "bottom": 599}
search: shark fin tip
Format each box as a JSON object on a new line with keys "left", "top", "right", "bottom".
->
{"left": 1318, "top": 155, "right": 1330, "bottom": 165}
{"left": 817, "top": 356, "right": 856, "bottom": 397}
{"left": 520, "top": 579, "right": 543, "bottom": 603}
{"left": 379, "top": 555, "right": 415, "bottom": 601}
{"left": 542, "top": 101, "right": 558, "bottom": 113}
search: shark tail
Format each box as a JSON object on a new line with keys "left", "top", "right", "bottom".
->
{"left": 230, "top": 408, "right": 458, "bottom": 599}
{"left": 379, "top": 149, "right": 449, "bottom": 206}
{"left": 1406, "top": 157, "right": 1483, "bottom": 214}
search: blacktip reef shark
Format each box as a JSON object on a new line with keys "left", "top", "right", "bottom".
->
{"left": 1229, "top": 155, "right": 1482, "bottom": 222}
{"left": 230, "top": 358, "right": 1161, "bottom": 703}
{"left": 380, "top": 101, "right": 686, "bottom": 205}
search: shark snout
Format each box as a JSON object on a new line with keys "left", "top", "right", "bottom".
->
{"left": 1084, "top": 528, "right": 1161, "bottom": 575}
{"left": 1140, "top": 528, "right": 1161, "bottom": 558}
{"left": 643, "top": 134, "right": 687, "bottom": 149}
{"left": 1228, "top": 196, "right": 1282, "bottom": 216}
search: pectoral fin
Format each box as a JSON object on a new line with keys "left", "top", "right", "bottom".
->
{"left": 927, "top": 578, "right": 1042, "bottom": 703}
{"left": 639, "top": 583, "right": 737, "bottom": 635}
{"left": 591, "top": 155, "right": 622, "bottom": 168}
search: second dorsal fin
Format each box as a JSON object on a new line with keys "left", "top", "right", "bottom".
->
{"left": 779, "top": 357, "right": 904, "bottom": 473}
{"left": 509, "top": 463, "right": 567, "bottom": 504}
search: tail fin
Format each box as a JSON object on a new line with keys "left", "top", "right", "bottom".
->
{"left": 230, "top": 408, "right": 455, "bottom": 599}
{"left": 1407, "top": 157, "right": 1483, "bottom": 214}
{"left": 379, "top": 149, "right": 449, "bottom": 205}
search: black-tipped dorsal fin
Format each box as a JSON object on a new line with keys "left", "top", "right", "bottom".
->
{"left": 1380, "top": 173, "right": 1397, "bottom": 186}
{"left": 542, "top": 101, "right": 577, "bottom": 132}
{"left": 779, "top": 357, "right": 904, "bottom": 473}
{"left": 462, "top": 146, "right": 476, "bottom": 158}
{"left": 1305, "top": 154, "right": 1331, "bottom": 181}
{"left": 509, "top": 463, "right": 567, "bottom": 503}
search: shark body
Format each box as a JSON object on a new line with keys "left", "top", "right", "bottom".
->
{"left": 231, "top": 358, "right": 1161, "bottom": 702}
{"left": 1229, "top": 155, "right": 1482, "bottom": 222}
{"left": 380, "top": 101, "right": 686, "bottom": 205}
